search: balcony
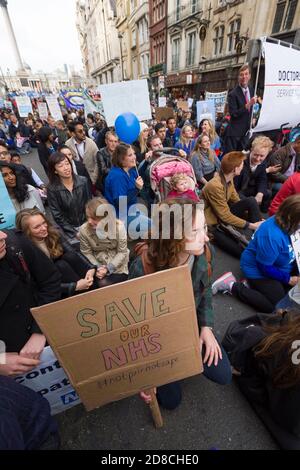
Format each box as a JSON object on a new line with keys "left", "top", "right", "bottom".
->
{"left": 168, "top": 0, "right": 202, "bottom": 26}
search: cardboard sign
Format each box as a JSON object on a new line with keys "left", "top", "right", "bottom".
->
{"left": 0, "top": 173, "right": 16, "bottom": 230}
{"left": 99, "top": 79, "right": 152, "bottom": 127}
{"left": 155, "top": 107, "right": 174, "bottom": 122}
{"left": 46, "top": 96, "right": 63, "bottom": 121}
{"left": 15, "top": 347, "right": 80, "bottom": 415}
{"left": 15, "top": 96, "right": 33, "bottom": 118}
{"left": 291, "top": 230, "right": 300, "bottom": 272}
{"left": 37, "top": 102, "right": 49, "bottom": 121}
{"left": 32, "top": 266, "right": 202, "bottom": 411}
{"left": 177, "top": 100, "right": 189, "bottom": 112}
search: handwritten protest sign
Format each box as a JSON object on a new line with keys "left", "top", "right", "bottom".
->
{"left": 291, "top": 230, "right": 300, "bottom": 272}
{"left": 155, "top": 107, "right": 174, "bottom": 122}
{"left": 32, "top": 266, "right": 202, "bottom": 411}
{"left": 46, "top": 96, "right": 63, "bottom": 121}
{"left": 15, "top": 96, "right": 33, "bottom": 118}
{"left": 0, "top": 173, "right": 16, "bottom": 230}
{"left": 37, "top": 102, "right": 49, "bottom": 121}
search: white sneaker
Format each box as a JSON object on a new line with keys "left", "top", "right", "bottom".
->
{"left": 212, "top": 272, "right": 237, "bottom": 295}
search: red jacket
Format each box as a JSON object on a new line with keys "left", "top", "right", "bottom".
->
{"left": 269, "top": 172, "right": 300, "bottom": 216}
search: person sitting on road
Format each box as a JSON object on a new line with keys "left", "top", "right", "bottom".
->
{"left": 202, "top": 152, "right": 263, "bottom": 259}
{"left": 79, "top": 198, "right": 129, "bottom": 288}
{"left": 199, "top": 119, "right": 221, "bottom": 154}
{"left": 269, "top": 169, "right": 300, "bottom": 216}
{"left": 129, "top": 199, "right": 232, "bottom": 410}
{"left": 167, "top": 173, "right": 199, "bottom": 201}
{"left": 212, "top": 195, "right": 300, "bottom": 313}
{"left": 191, "top": 134, "right": 221, "bottom": 188}
{"left": 16, "top": 208, "right": 96, "bottom": 298}
{"left": 268, "top": 135, "right": 300, "bottom": 192}
{"left": 174, "top": 124, "right": 196, "bottom": 158}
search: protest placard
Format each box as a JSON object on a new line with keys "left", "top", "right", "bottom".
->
{"left": 46, "top": 96, "right": 63, "bottom": 121}
{"left": 99, "top": 80, "right": 152, "bottom": 126}
{"left": 0, "top": 173, "right": 16, "bottom": 230}
{"left": 15, "top": 96, "right": 33, "bottom": 118}
{"left": 205, "top": 91, "right": 228, "bottom": 114}
{"left": 4, "top": 100, "right": 12, "bottom": 110}
{"left": 15, "top": 347, "right": 80, "bottom": 415}
{"left": 154, "top": 107, "right": 174, "bottom": 122}
{"left": 158, "top": 97, "right": 167, "bottom": 107}
{"left": 291, "top": 230, "right": 300, "bottom": 272}
{"left": 32, "top": 266, "right": 202, "bottom": 412}
{"left": 177, "top": 100, "right": 189, "bottom": 112}
{"left": 37, "top": 102, "right": 49, "bottom": 121}
{"left": 196, "top": 100, "right": 216, "bottom": 125}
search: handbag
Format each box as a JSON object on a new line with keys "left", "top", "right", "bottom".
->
{"left": 216, "top": 222, "right": 250, "bottom": 250}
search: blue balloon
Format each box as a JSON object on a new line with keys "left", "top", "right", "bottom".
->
{"left": 115, "top": 112, "right": 141, "bottom": 144}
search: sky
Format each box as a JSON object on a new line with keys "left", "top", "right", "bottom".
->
{"left": 0, "top": 0, "right": 82, "bottom": 74}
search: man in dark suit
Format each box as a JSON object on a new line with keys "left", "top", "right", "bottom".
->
{"left": 224, "top": 64, "right": 257, "bottom": 152}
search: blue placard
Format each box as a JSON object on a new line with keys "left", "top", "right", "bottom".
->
{"left": 196, "top": 100, "right": 216, "bottom": 126}
{"left": 0, "top": 173, "right": 16, "bottom": 230}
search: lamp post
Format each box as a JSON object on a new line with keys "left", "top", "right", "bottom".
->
{"left": 118, "top": 32, "right": 124, "bottom": 81}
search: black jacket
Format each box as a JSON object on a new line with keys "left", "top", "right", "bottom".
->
{"left": 234, "top": 155, "right": 269, "bottom": 196}
{"left": 9, "top": 122, "right": 27, "bottom": 140}
{"left": 37, "top": 142, "right": 58, "bottom": 174}
{"left": 0, "top": 231, "right": 61, "bottom": 353}
{"left": 226, "top": 85, "right": 254, "bottom": 138}
{"left": 47, "top": 175, "right": 92, "bottom": 238}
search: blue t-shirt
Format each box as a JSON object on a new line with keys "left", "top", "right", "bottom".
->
{"left": 104, "top": 167, "right": 138, "bottom": 217}
{"left": 211, "top": 136, "right": 221, "bottom": 152}
{"left": 175, "top": 139, "right": 196, "bottom": 156}
{"left": 241, "top": 216, "right": 296, "bottom": 279}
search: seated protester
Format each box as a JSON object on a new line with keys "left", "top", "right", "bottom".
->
{"left": 268, "top": 135, "right": 300, "bottom": 189}
{"left": 104, "top": 143, "right": 150, "bottom": 235}
{"left": 0, "top": 376, "right": 59, "bottom": 450}
{"left": 223, "top": 310, "right": 300, "bottom": 450}
{"left": 191, "top": 134, "right": 221, "bottom": 188}
{"left": 269, "top": 169, "right": 300, "bottom": 216}
{"left": 10, "top": 153, "right": 47, "bottom": 196}
{"left": 16, "top": 209, "right": 96, "bottom": 298}
{"left": 212, "top": 195, "right": 300, "bottom": 313}
{"left": 0, "top": 162, "right": 45, "bottom": 214}
{"left": 139, "top": 135, "right": 164, "bottom": 208}
{"left": 178, "top": 111, "right": 193, "bottom": 129}
{"left": 154, "top": 122, "right": 172, "bottom": 147}
{"left": 32, "top": 119, "right": 43, "bottom": 146}
{"left": 0, "top": 229, "right": 60, "bottom": 367}
{"left": 47, "top": 152, "right": 92, "bottom": 241}
{"left": 37, "top": 127, "right": 58, "bottom": 175}
{"left": 167, "top": 173, "right": 199, "bottom": 201}
{"left": 199, "top": 119, "right": 221, "bottom": 154}
{"left": 133, "top": 123, "right": 150, "bottom": 163}
{"left": 174, "top": 124, "right": 196, "bottom": 158}
{"left": 79, "top": 198, "right": 129, "bottom": 288}
{"left": 129, "top": 199, "right": 232, "bottom": 410}
{"left": 202, "top": 152, "right": 263, "bottom": 259}
{"left": 65, "top": 121, "right": 100, "bottom": 185}
{"left": 96, "top": 131, "right": 119, "bottom": 193}
{"left": 234, "top": 136, "right": 273, "bottom": 213}
{"left": 8, "top": 114, "right": 31, "bottom": 155}
{"left": 166, "top": 117, "right": 181, "bottom": 148}
{"left": 58, "top": 144, "right": 93, "bottom": 191}
{"left": 23, "top": 117, "right": 35, "bottom": 147}
{"left": 0, "top": 142, "right": 37, "bottom": 188}
{"left": 55, "top": 120, "right": 68, "bottom": 146}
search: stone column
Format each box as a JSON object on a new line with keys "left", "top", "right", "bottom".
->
{"left": 0, "top": 0, "right": 24, "bottom": 71}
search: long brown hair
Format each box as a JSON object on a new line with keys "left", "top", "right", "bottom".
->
{"left": 275, "top": 194, "right": 300, "bottom": 235}
{"left": 146, "top": 198, "right": 204, "bottom": 270}
{"left": 193, "top": 134, "right": 215, "bottom": 163}
{"left": 16, "top": 208, "right": 64, "bottom": 259}
{"left": 255, "top": 311, "right": 300, "bottom": 389}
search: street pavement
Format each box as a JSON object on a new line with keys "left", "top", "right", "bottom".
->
{"left": 23, "top": 149, "right": 278, "bottom": 450}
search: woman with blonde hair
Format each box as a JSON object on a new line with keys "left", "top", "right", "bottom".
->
{"left": 16, "top": 208, "right": 96, "bottom": 297}
{"left": 199, "top": 119, "right": 221, "bottom": 153}
{"left": 79, "top": 197, "right": 129, "bottom": 287}
{"left": 133, "top": 122, "right": 150, "bottom": 163}
{"left": 174, "top": 124, "right": 196, "bottom": 158}
{"left": 191, "top": 134, "right": 221, "bottom": 187}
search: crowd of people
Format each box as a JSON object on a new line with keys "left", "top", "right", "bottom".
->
{"left": 0, "top": 63, "right": 300, "bottom": 450}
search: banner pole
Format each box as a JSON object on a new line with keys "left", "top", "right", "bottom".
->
{"left": 146, "top": 388, "right": 164, "bottom": 428}
{"left": 249, "top": 39, "right": 263, "bottom": 135}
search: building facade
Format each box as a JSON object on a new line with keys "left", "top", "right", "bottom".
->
{"left": 149, "top": 0, "right": 168, "bottom": 98}
{"left": 76, "top": 0, "right": 122, "bottom": 86}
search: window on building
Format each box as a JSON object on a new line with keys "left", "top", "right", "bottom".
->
{"left": 227, "top": 19, "right": 241, "bottom": 53}
{"left": 284, "top": 0, "right": 298, "bottom": 30}
{"left": 132, "top": 29, "right": 136, "bottom": 47}
{"left": 192, "top": 0, "right": 198, "bottom": 13}
{"left": 186, "top": 32, "right": 196, "bottom": 66}
{"left": 175, "top": 0, "right": 181, "bottom": 21}
{"left": 272, "top": 1, "right": 287, "bottom": 33}
{"left": 172, "top": 38, "right": 181, "bottom": 70}
{"left": 213, "top": 25, "right": 225, "bottom": 56}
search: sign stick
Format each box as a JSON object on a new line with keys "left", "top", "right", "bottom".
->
{"left": 146, "top": 388, "right": 163, "bottom": 428}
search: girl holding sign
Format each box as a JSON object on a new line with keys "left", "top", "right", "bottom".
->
{"left": 129, "top": 198, "right": 232, "bottom": 410}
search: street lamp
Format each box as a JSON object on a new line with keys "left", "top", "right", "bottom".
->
{"left": 118, "top": 32, "right": 124, "bottom": 81}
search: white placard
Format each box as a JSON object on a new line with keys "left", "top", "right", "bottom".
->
{"left": 46, "top": 96, "right": 63, "bottom": 121}
{"left": 158, "top": 96, "right": 167, "bottom": 107}
{"left": 15, "top": 96, "right": 33, "bottom": 118}
{"left": 37, "top": 102, "right": 49, "bottom": 121}
{"left": 188, "top": 98, "right": 194, "bottom": 109}
{"left": 196, "top": 100, "right": 216, "bottom": 125}
{"left": 99, "top": 79, "right": 152, "bottom": 126}
{"left": 255, "top": 41, "right": 300, "bottom": 132}
{"left": 291, "top": 230, "right": 300, "bottom": 273}
{"left": 205, "top": 91, "right": 228, "bottom": 113}
{"left": 14, "top": 347, "right": 80, "bottom": 415}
